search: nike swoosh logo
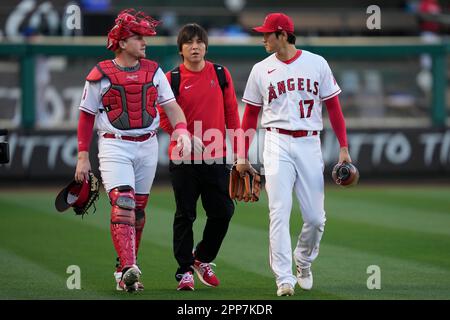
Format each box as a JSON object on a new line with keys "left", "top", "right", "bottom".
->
{"left": 268, "top": 69, "right": 276, "bottom": 74}
{"left": 184, "top": 85, "right": 194, "bottom": 89}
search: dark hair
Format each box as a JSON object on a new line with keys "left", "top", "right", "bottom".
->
{"left": 177, "top": 23, "right": 208, "bottom": 53}
{"left": 275, "top": 31, "right": 296, "bottom": 44}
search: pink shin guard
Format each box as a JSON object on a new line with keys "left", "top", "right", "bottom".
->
{"left": 110, "top": 188, "right": 137, "bottom": 269}
{"left": 110, "top": 223, "right": 136, "bottom": 268}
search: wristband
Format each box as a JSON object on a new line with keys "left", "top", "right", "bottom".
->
{"left": 174, "top": 122, "right": 188, "bottom": 131}
{"left": 174, "top": 122, "right": 190, "bottom": 138}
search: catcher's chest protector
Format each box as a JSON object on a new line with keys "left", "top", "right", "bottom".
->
{"left": 98, "top": 59, "right": 159, "bottom": 130}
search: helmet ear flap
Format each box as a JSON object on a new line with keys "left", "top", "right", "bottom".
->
{"left": 332, "top": 162, "right": 359, "bottom": 187}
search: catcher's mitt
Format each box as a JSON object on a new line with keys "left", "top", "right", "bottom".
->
{"left": 55, "top": 172, "right": 100, "bottom": 217}
{"left": 332, "top": 162, "right": 359, "bottom": 187}
{"left": 229, "top": 164, "right": 261, "bottom": 202}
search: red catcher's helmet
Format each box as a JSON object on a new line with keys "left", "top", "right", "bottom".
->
{"left": 107, "top": 9, "right": 161, "bottom": 51}
{"left": 332, "top": 162, "right": 360, "bottom": 187}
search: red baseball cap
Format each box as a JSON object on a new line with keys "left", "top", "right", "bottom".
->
{"left": 253, "top": 13, "right": 294, "bottom": 34}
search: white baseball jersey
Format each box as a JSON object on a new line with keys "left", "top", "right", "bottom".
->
{"left": 79, "top": 66, "right": 175, "bottom": 136}
{"left": 242, "top": 50, "right": 340, "bottom": 131}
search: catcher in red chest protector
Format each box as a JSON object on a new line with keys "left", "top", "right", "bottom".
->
{"left": 74, "top": 8, "right": 191, "bottom": 292}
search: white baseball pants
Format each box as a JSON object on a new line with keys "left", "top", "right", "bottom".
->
{"left": 98, "top": 134, "right": 158, "bottom": 194}
{"left": 263, "top": 130, "right": 326, "bottom": 287}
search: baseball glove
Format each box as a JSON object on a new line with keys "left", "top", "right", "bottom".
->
{"left": 229, "top": 164, "right": 261, "bottom": 202}
{"left": 332, "top": 162, "right": 359, "bottom": 187}
{"left": 55, "top": 172, "right": 100, "bottom": 217}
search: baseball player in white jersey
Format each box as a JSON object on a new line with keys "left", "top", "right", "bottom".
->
{"left": 75, "top": 9, "right": 191, "bottom": 292}
{"left": 237, "top": 13, "right": 352, "bottom": 296}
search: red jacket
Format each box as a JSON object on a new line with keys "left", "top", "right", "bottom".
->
{"left": 158, "top": 61, "right": 240, "bottom": 160}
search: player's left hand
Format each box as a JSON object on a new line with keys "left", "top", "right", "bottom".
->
{"left": 236, "top": 158, "right": 258, "bottom": 178}
{"left": 229, "top": 162, "right": 261, "bottom": 202}
{"left": 338, "top": 146, "right": 352, "bottom": 164}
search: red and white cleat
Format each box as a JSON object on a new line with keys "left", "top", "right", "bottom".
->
{"left": 177, "top": 271, "right": 195, "bottom": 291}
{"left": 193, "top": 260, "right": 220, "bottom": 287}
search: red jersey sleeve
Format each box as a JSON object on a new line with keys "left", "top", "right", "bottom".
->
{"left": 324, "top": 95, "right": 348, "bottom": 147}
{"left": 77, "top": 110, "right": 95, "bottom": 152}
{"left": 239, "top": 103, "right": 261, "bottom": 158}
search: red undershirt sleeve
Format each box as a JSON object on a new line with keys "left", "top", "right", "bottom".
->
{"left": 158, "top": 72, "right": 174, "bottom": 135}
{"left": 77, "top": 110, "right": 95, "bottom": 152}
{"left": 223, "top": 68, "right": 241, "bottom": 131}
{"left": 158, "top": 105, "right": 174, "bottom": 135}
{"left": 222, "top": 68, "right": 241, "bottom": 156}
{"left": 324, "top": 95, "right": 348, "bottom": 147}
{"left": 239, "top": 103, "right": 261, "bottom": 158}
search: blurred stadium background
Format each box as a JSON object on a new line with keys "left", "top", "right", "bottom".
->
{"left": 0, "top": 0, "right": 449, "bottom": 300}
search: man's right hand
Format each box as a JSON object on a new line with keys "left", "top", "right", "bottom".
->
{"left": 192, "top": 135, "right": 205, "bottom": 155}
{"left": 75, "top": 151, "right": 91, "bottom": 183}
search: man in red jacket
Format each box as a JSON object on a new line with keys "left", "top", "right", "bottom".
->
{"left": 159, "top": 23, "right": 241, "bottom": 291}
{"left": 75, "top": 9, "right": 191, "bottom": 292}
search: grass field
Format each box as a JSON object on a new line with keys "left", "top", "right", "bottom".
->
{"left": 0, "top": 184, "right": 449, "bottom": 300}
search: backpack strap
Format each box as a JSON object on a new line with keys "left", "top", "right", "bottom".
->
{"left": 213, "top": 63, "right": 228, "bottom": 95}
{"left": 170, "top": 66, "right": 181, "bottom": 98}
{"left": 171, "top": 63, "right": 228, "bottom": 98}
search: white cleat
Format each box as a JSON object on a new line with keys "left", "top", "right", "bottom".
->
{"left": 297, "top": 266, "right": 313, "bottom": 290}
{"left": 277, "top": 283, "right": 295, "bottom": 297}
